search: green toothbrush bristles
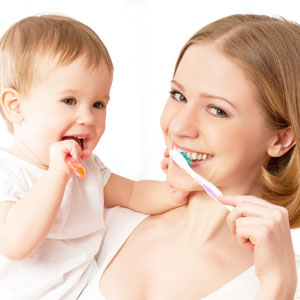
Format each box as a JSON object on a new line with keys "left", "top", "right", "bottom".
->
{"left": 180, "top": 151, "right": 192, "bottom": 167}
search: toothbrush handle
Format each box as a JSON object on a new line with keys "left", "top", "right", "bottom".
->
{"left": 186, "top": 167, "right": 233, "bottom": 211}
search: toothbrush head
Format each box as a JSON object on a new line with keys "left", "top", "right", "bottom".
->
{"left": 170, "top": 149, "right": 192, "bottom": 169}
{"left": 180, "top": 151, "right": 192, "bottom": 167}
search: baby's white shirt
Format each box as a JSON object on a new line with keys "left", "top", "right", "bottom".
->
{"left": 0, "top": 149, "right": 111, "bottom": 300}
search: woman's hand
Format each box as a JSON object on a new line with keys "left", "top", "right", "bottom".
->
{"left": 219, "top": 195, "right": 297, "bottom": 299}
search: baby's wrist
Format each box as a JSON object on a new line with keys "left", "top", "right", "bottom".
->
{"left": 48, "top": 164, "right": 72, "bottom": 181}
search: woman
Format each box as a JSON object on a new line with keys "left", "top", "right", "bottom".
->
{"left": 80, "top": 14, "right": 300, "bottom": 299}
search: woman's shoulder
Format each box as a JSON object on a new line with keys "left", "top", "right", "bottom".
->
{"left": 295, "top": 254, "right": 300, "bottom": 299}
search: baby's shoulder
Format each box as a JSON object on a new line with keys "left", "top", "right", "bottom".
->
{"left": 0, "top": 149, "right": 43, "bottom": 193}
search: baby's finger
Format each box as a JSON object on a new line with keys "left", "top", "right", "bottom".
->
{"left": 61, "top": 139, "right": 83, "bottom": 162}
{"left": 161, "top": 157, "right": 169, "bottom": 174}
{"left": 164, "top": 148, "right": 169, "bottom": 158}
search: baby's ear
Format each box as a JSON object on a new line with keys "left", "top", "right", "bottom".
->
{"left": 0, "top": 88, "right": 24, "bottom": 124}
{"left": 267, "top": 127, "right": 295, "bottom": 157}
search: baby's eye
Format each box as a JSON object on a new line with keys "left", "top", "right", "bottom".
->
{"left": 62, "top": 98, "right": 77, "bottom": 105}
{"left": 93, "top": 101, "right": 105, "bottom": 109}
{"left": 207, "top": 105, "right": 228, "bottom": 118}
{"left": 169, "top": 91, "right": 187, "bottom": 103}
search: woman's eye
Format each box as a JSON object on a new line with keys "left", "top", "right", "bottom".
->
{"left": 93, "top": 101, "right": 105, "bottom": 109}
{"left": 63, "top": 98, "right": 76, "bottom": 105}
{"left": 207, "top": 105, "right": 228, "bottom": 118}
{"left": 169, "top": 91, "right": 187, "bottom": 103}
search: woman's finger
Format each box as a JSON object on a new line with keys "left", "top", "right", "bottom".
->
{"left": 219, "top": 194, "right": 273, "bottom": 208}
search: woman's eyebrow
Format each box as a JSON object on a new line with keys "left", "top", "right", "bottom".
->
{"left": 171, "top": 79, "right": 185, "bottom": 91}
{"left": 200, "top": 92, "right": 236, "bottom": 108}
{"left": 171, "top": 79, "right": 235, "bottom": 108}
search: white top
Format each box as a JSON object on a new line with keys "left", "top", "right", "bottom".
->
{"left": 0, "top": 149, "right": 111, "bottom": 300}
{"left": 80, "top": 206, "right": 300, "bottom": 300}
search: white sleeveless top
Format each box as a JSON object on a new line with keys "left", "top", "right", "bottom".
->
{"left": 79, "top": 206, "right": 300, "bottom": 300}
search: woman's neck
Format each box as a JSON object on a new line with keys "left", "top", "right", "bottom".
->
{"left": 182, "top": 192, "right": 230, "bottom": 242}
{"left": 161, "top": 191, "right": 234, "bottom": 248}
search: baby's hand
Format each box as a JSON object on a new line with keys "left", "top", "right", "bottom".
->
{"left": 161, "top": 148, "right": 189, "bottom": 205}
{"left": 48, "top": 140, "right": 87, "bottom": 177}
{"left": 160, "top": 148, "right": 170, "bottom": 175}
{"left": 167, "top": 182, "right": 189, "bottom": 206}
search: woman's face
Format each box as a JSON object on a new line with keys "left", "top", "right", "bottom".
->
{"left": 161, "top": 43, "right": 277, "bottom": 195}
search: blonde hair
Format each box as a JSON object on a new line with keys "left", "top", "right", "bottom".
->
{"left": 174, "top": 14, "right": 300, "bottom": 228}
{"left": 0, "top": 14, "right": 113, "bottom": 133}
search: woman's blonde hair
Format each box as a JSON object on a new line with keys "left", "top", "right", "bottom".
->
{"left": 0, "top": 14, "right": 113, "bottom": 133}
{"left": 174, "top": 14, "right": 300, "bottom": 228}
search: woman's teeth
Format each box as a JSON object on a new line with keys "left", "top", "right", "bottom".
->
{"left": 174, "top": 147, "right": 212, "bottom": 161}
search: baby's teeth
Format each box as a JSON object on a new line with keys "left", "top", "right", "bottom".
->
{"left": 187, "top": 152, "right": 192, "bottom": 159}
{"left": 198, "top": 154, "right": 202, "bottom": 160}
{"left": 202, "top": 154, "right": 207, "bottom": 160}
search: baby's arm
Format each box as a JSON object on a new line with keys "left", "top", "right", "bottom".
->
{"left": 104, "top": 173, "right": 188, "bottom": 214}
{"left": 0, "top": 170, "right": 69, "bottom": 260}
{"left": 0, "top": 140, "right": 85, "bottom": 260}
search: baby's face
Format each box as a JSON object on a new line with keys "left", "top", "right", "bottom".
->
{"left": 12, "top": 55, "right": 113, "bottom": 168}
{"left": 161, "top": 43, "right": 277, "bottom": 195}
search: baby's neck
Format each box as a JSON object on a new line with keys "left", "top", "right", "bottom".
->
{"left": 10, "top": 139, "right": 48, "bottom": 170}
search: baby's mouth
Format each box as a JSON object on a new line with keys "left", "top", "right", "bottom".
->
{"left": 62, "top": 136, "right": 86, "bottom": 150}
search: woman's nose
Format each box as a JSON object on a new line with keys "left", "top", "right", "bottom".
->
{"left": 169, "top": 104, "right": 199, "bottom": 139}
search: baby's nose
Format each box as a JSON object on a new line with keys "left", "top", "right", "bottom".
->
{"left": 76, "top": 108, "right": 96, "bottom": 125}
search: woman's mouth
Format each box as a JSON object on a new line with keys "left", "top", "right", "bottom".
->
{"left": 173, "top": 145, "right": 213, "bottom": 163}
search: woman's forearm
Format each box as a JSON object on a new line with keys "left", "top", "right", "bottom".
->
{"left": 255, "top": 277, "right": 297, "bottom": 300}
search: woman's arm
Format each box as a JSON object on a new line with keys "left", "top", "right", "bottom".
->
{"left": 219, "top": 195, "right": 297, "bottom": 300}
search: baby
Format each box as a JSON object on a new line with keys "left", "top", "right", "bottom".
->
{"left": 0, "top": 15, "right": 187, "bottom": 300}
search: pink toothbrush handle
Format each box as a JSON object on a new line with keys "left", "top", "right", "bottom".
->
{"left": 66, "top": 156, "right": 86, "bottom": 179}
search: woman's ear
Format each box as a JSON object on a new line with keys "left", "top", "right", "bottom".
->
{"left": 0, "top": 88, "right": 24, "bottom": 124}
{"left": 267, "top": 127, "right": 295, "bottom": 157}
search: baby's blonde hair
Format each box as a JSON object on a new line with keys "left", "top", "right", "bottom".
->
{"left": 174, "top": 14, "right": 300, "bottom": 228}
{"left": 0, "top": 14, "right": 113, "bottom": 133}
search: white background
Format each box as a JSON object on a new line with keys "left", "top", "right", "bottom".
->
{"left": 1, "top": 0, "right": 300, "bottom": 251}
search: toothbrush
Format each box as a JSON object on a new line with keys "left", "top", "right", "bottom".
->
{"left": 66, "top": 155, "right": 86, "bottom": 179}
{"left": 170, "top": 149, "right": 232, "bottom": 211}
